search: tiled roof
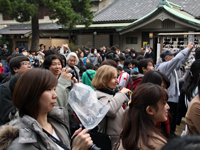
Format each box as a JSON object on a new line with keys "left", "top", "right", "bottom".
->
{"left": 0, "top": 23, "right": 62, "bottom": 32}
{"left": 93, "top": 0, "right": 200, "bottom": 22}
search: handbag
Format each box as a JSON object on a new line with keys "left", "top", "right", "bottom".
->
{"left": 89, "top": 116, "right": 112, "bottom": 150}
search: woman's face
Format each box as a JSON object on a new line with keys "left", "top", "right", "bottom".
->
{"left": 151, "top": 100, "right": 170, "bottom": 124}
{"left": 49, "top": 59, "right": 62, "bottom": 77}
{"left": 68, "top": 56, "right": 76, "bottom": 67}
{"left": 86, "top": 58, "right": 90, "bottom": 64}
{"left": 38, "top": 86, "right": 57, "bottom": 114}
{"left": 80, "top": 52, "right": 84, "bottom": 58}
{"left": 106, "top": 70, "right": 118, "bottom": 89}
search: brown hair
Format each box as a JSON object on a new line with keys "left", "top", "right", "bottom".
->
{"left": 91, "top": 65, "right": 117, "bottom": 89}
{"left": 120, "top": 83, "right": 168, "bottom": 150}
{"left": 13, "top": 68, "right": 58, "bottom": 119}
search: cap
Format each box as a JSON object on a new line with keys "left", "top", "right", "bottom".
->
{"left": 18, "top": 46, "right": 26, "bottom": 53}
{"left": 160, "top": 50, "right": 175, "bottom": 59}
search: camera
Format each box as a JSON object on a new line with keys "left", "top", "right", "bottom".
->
{"left": 69, "top": 70, "right": 75, "bottom": 79}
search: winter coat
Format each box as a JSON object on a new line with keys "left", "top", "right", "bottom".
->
{"left": 155, "top": 47, "right": 190, "bottom": 103}
{"left": 95, "top": 90, "right": 129, "bottom": 148}
{"left": 66, "top": 64, "right": 80, "bottom": 82}
{"left": 82, "top": 70, "right": 96, "bottom": 90}
{"left": 130, "top": 73, "right": 143, "bottom": 90}
{"left": 56, "top": 76, "right": 72, "bottom": 107}
{"left": 0, "top": 107, "right": 71, "bottom": 150}
{"left": 87, "top": 53, "right": 102, "bottom": 66}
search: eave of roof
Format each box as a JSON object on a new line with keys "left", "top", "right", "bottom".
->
{"left": 116, "top": 2, "right": 200, "bottom": 32}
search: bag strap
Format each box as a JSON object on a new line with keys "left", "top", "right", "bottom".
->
{"left": 43, "top": 129, "right": 70, "bottom": 150}
{"left": 86, "top": 71, "right": 93, "bottom": 81}
{"left": 104, "top": 116, "right": 108, "bottom": 134}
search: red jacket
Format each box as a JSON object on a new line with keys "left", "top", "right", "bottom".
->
{"left": 0, "top": 67, "right": 4, "bottom": 73}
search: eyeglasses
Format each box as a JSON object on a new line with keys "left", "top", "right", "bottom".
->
{"left": 21, "top": 62, "right": 31, "bottom": 66}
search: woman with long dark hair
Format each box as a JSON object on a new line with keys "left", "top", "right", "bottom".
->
{"left": 119, "top": 83, "right": 169, "bottom": 150}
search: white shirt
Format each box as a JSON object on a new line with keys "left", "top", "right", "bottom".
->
{"left": 53, "top": 129, "right": 65, "bottom": 150}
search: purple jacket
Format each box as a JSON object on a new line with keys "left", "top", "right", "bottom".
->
{"left": 3, "top": 65, "right": 10, "bottom": 76}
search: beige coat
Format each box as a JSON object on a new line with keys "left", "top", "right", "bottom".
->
{"left": 95, "top": 90, "right": 129, "bottom": 148}
{"left": 118, "top": 133, "right": 167, "bottom": 150}
{"left": 186, "top": 95, "right": 200, "bottom": 135}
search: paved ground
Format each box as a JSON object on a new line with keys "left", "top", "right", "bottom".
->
{"left": 175, "top": 118, "right": 186, "bottom": 136}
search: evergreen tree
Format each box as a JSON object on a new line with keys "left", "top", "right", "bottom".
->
{"left": 0, "top": 0, "right": 93, "bottom": 51}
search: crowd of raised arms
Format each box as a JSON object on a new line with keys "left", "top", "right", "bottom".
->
{"left": 0, "top": 42, "right": 200, "bottom": 150}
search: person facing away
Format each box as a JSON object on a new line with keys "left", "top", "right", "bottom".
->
{"left": 82, "top": 62, "right": 96, "bottom": 90}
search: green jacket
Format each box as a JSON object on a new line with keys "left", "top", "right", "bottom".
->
{"left": 82, "top": 70, "right": 96, "bottom": 90}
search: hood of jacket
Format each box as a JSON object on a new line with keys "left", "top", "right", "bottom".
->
{"left": 130, "top": 72, "right": 144, "bottom": 81}
{"left": 0, "top": 107, "right": 69, "bottom": 150}
{"left": 86, "top": 70, "right": 96, "bottom": 76}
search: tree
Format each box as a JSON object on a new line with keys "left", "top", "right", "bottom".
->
{"left": 0, "top": 0, "right": 93, "bottom": 51}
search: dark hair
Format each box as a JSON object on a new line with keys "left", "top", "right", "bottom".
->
{"left": 86, "top": 62, "right": 94, "bottom": 70}
{"left": 136, "top": 55, "right": 144, "bottom": 61}
{"left": 130, "top": 48, "right": 136, "bottom": 54}
{"left": 120, "top": 83, "right": 168, "bottom": 150}
{"left": 39, "top": 44, "right": 44, "bottom": 47}
{"left": 138, "top": 58, "right": 153, "bottom": 74}
{"left": 162, "top": 135, "right": 200, "bottom": 150}
{"left": 45, "top": 50, "right": 56, "bottom": 58}
{"left": 195, "top": 47, "right": 200, "bottom": 60}
{"left": 117, "top": 66, "right": 123, "bottom": 71}
{"left": 13, "top": 68, "right": 58, "bottom": 119}
{"left": 110, "top": 46, "right": 117, "bottom": 51}
{"left": 77, "top": 51, "right": 84, "bottom": 58}
{"left": 119, "top": 55, "right": 126, "bottom": 61}
{"left": 58, "top": 54, "right": 67, "bottom": 67}
{"left": 185, "top": 60, "right": 200, "bottom": 101}
{"left": 9, "top": 73, "right": 22, "bottom": 96}
{"left": 15, "top": 47, "right": 18, "bottom": 50}
{"left": 79, "top": 66, "right": 86, "bottom": 74}
{"left": 140, "top": 70, "right": 170, "bottom": 88}
{"left": 9, "top": 56, "right": 30, "bottom": 75}
{"left": 124, "top": 59, "right": 131, "bottom": 67}
{"left": 100, "top": 59, "right": 117, "bottom": 68}
{"left": 43, "top": 55, "right": 63, "bottom": 69}
{"left": 91, "top": 47, "right": 96, "bottom": 54}
{"left": 130, "top": 59, "right": 138, "bottom": 67}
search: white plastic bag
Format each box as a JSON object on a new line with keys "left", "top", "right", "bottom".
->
{"left": 68, "top": 83, "right": 110, "bottom": 130}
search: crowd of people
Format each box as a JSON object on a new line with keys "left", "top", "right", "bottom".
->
{"left": 0, "top": 41, "right": 200, "bottom": 150}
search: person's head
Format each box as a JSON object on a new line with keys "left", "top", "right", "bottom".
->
{"left": 92, "top": 65, "right": 118, "bottom": 90}
{"left": 124, "top": 59, "right": 132, "bottom": 68}
{"left": 86, "top": 62, "right": 94, "bottom": 70}
{"left": 185, "top": 60, "right": 200, "bottom": 101}
{"left": 162, "top": 135, "right": 200, "bottom": 150}
{"left": 58, "top": 54, "right": 67, "bottom": 67}
{"left": 100, "top": 59, "right": 118, "bottom": 69}
{"left": 130, "top": 48, "right": 136, "bottom": 56}
{"left": 138, "top": 58, "right": 154, "bottom": 74}
{"left": 40, "top": 44, "right": 44, "bottom": 50}
{"left": 45, "top": 50, "right": 56, "bottom": 58}
{"left": 43, "top": 55, "right": 63, "bottom": 78}
{"left": 117, "top": 66, "right": 124, "bottom": 75}
{"left": 13, "top": 68, "right": 58, "bottom": 119}
{"left": 106, "top": 51, "right": 120, "bottom": 63}
{"left": 160, "top": 50, "right": 175, "bottom": 62}
{"left": 147, "top": 43, "right": 150, "bottom": 47}
{"left": 66, "top": 52, "right": 79, "bottom": 67}
{"left": 102, "top": 46, "right": 106, "bottom": 50}
{"left": 77, "top": 51, "right": 84, "bottom": 58}
{"left": 18, "top": 46, "right": 26, "bottom": 53}
{"left": 49, "top": 46, "right": 52, "bottom": 50}
{"left": 9, "top": 56, "right": 32, "bottom": 75}
{"left": 91, "top": 47, "right": 97, "bottom": 54}
{"left": 110, "top": 46, "right": 117, "bottom": 52}
{"left": 195, "top": 47, "right": 200, "bottom": 60}
{"left": 79, "top": 66, "right": 86, "bottom": 75}
{"left": 119, "top": 55, "right": 126, "bottom": 64}
{"left": 141, "top": 47, "right": 146, "bottom": 54}
{"left": 136, "top": 55, "right": 144, "bottom": 62}
{"left": 15, "top": 47, "right": 19, "bottom": 52}
{"left": 130, "top": 59, "right": 138, "bottom": 69}
{"left": 140, "top": 70, "right": 170, "bottom": 90}
{"left": 125, "top": 47, "right": 130, "bottom": 52}
{"left": 120, "top": 83, "right": 169, "bottom": 150}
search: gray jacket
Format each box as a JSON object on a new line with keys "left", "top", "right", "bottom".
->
{"left": 87, "top": 53, "right": 102, "bottom": 66}
{"left": 95, "top": 90, "right": 129, "bottom": 148}
{"left": 155, "top": 48, "right": 190, "bottom": 103}
{"left": 56, "top": 76, "right": 72, "bottom": 107}
{"left": 0, "top": 107, "right": 71, "bottom": 150}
